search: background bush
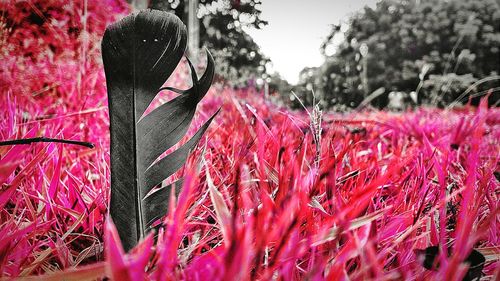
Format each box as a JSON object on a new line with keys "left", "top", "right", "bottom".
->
{"left": 293, "top": 0, "right": 500, "bottom": 109}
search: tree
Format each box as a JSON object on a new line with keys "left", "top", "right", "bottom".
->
{"left": 318, "top": 0, "right": 500, "bottom": 108}
{"left": 150, "top": 0, "right": 269, "bottom": 84}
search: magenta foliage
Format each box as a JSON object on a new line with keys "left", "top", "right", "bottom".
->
{"left": 0, "top": 0, "right": 127, "bottom": 277}
{"left": 0, "top": 0, "right": 499, "bottom": 280}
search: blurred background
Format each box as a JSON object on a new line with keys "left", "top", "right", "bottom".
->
{"left": 133, "top": 0, "right": 500, "bottom": 111}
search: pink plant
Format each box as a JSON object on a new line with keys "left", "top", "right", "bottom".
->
{"left": 0, "top": 0, "right": 499, "bottom": 280}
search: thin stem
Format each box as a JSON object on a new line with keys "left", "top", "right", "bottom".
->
{"left": 0, "top": 137, "right": 94, "bottom": 148}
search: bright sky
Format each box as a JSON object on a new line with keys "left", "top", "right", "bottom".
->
{"left": 244, "top": 0, "right": 379, "bottom": 84}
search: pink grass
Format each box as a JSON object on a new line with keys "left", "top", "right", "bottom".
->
{"left": 0, "top": 0, "right": 499, "bottom": 280}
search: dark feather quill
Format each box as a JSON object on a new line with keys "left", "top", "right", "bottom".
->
{"left": 102, "top": 9, "right": 217, "bottom": 251}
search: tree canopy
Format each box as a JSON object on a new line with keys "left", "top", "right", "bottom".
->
{"left": 314, "top": 0, "right": 500, "bottom": 108}
{"left": 150, "top": 0, "right": 269, "bottom": 85}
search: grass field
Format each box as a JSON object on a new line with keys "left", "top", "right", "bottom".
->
{"left": 0, "top": 1, "right": 498, "bottom": 280}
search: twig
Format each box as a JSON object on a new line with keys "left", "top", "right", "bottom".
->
{"left": 0, "top": 137, "right": 94, "bottom": 148}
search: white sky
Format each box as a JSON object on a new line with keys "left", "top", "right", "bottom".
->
{"left": 244, "top": 0, "right": 379, "bottom": 84}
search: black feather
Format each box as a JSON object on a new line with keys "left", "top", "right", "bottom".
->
{"left": 102, "top": 9, "right": 217, "bottom": 251}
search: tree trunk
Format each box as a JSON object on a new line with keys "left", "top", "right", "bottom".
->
{"left": 130, "top": 0, "right": 148, "bottom": 10}
{"left": 187, "top": 0, "right": 199, "bottom": 65}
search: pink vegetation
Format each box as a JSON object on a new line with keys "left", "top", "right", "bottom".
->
{"left": 0, "top": 1, "right": 498, "bottom": 280}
